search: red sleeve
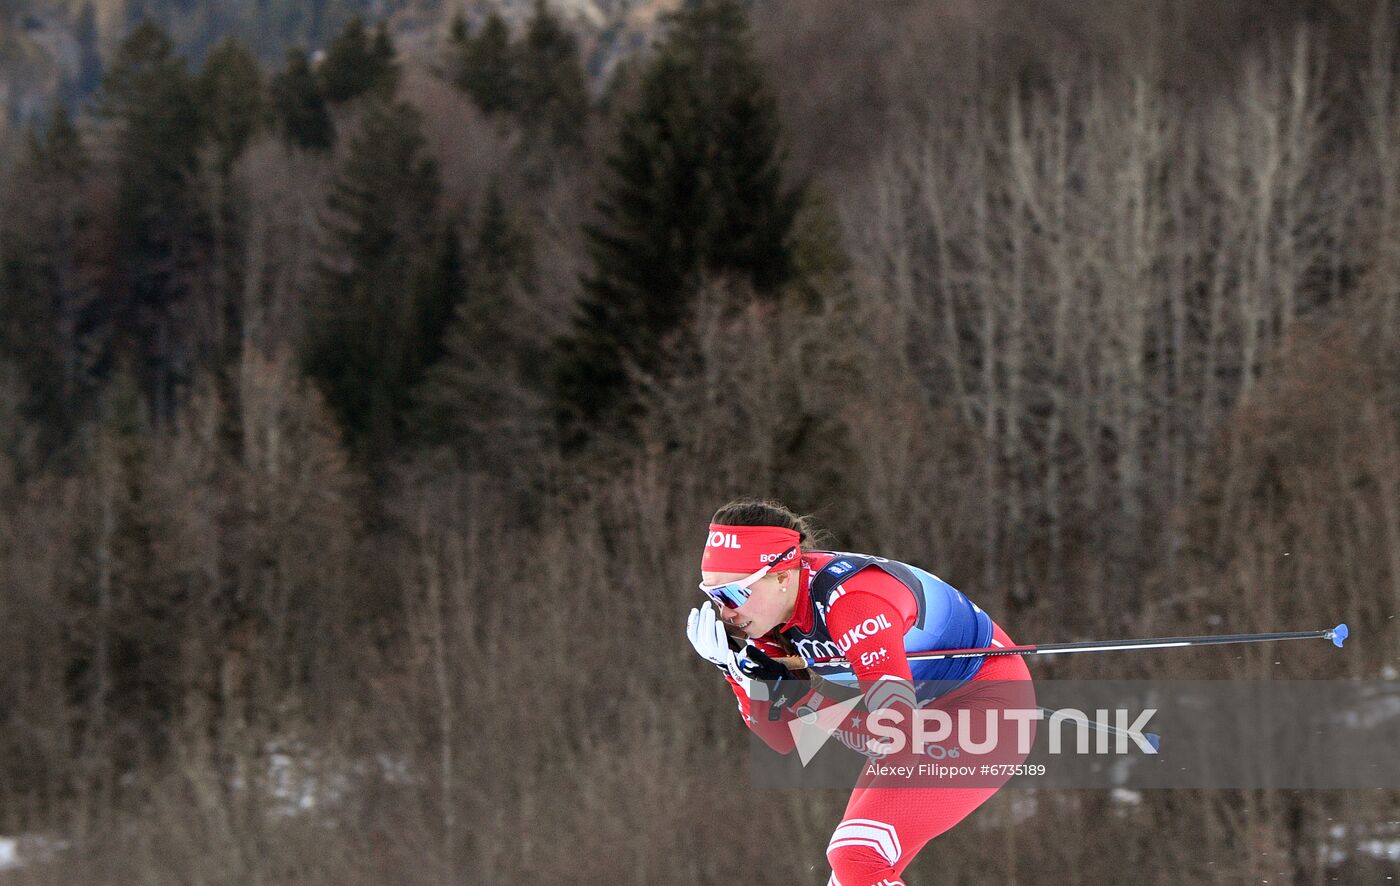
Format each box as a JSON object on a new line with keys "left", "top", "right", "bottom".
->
{"left": 721, "top": 634, "right": 846, "bottom": 756}
{"left": 826, "top": 571, "right": 920, "bottom": 726}
{"left": 827, "top": 567, "right": 917, "bottom": 681}
{"left": 724, "top": 674, "right": 796, "bottom": 754}
{"left": 714, "top": 635, "right": 798, "bottom": 753}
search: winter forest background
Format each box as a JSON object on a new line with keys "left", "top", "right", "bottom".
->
{"left": 0, "top": 0, "right": 1398, "bottom": 882}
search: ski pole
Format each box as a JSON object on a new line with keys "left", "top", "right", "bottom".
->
{"left": 1035, "top": 706, "right": 1162, "bottom": 752}
{"left": 795, "top": 623, "right": 1349, "bottom": 667}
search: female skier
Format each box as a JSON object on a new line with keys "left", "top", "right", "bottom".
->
{"left": 687, "top": 500, "right": 1036, "bottom": 886}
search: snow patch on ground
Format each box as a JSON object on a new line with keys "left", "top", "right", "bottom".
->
{"left": 1009, "top": 794, "right": 1038, "bottom": 823}
{"left": 1320, "top": 821, "right": 1400, "bottom": 866}
{"left": 257, "top": 742, "right": 354, "bottom": 818}
{"left": 1356, "top": 838, "right": 1400, "bottom": 862}
{"left": 233, "top": 741, "right": 418, "bottom": 821}
{"left": 0, "top": 835, "right": 70, "bottom": 872}
{"left": 1333, "top": 684, "right": 1400, "bottom": 729}
{"left": 266, "top": 748, "right": 335, "bottom": 815}
{"left": 0, "top": 837, "right": 19, "bottom": 870}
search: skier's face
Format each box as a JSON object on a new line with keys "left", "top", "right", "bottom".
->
{"left": 700, "top": 568, "right": 796, "bottom": 638}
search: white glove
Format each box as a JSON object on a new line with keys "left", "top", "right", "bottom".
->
{"left": 687, "top": 605, "right": 751, "bottom": 692}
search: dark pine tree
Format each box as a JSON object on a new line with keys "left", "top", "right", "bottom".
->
{"left": 75, "top": 1, "right": 104, "bottom": 98}
{"left": 196, "top": 37, "right": 263, "bottom": 174}
{"left": 196, "top": 37, "right": 264, "bottom": 372}
{"left": 553, "top": 0, "right": 801, "bottom": 437}
{"left": 270, "top": 47, "right": 334, "bottom": 150}
{"left": 466, "top": 186, "right": 534, "bottom": 345}
{"left": 516, "top": 0, "right": 588, "bottom": 146}
{"left": 96, "top": 20, "right": 208, "bottom": 422}
{"left": 414, "top": 185, "right": 537, "bottom": 459}
{"left": 302, "top": 100, "right": 458, "bottom": 463}
{"left": 0, "top": 104, "right": 92, "bottom": 459}
{"left": 80, "top": 366, "right": 186, "bottom": 775}
{"left": 452, "top": 9, "right": 520, "bottom": 115}
{"left": 318, "top": 16, "right": 398, "bottom": 104}
{"left": 447, "top": 8, "right": 468, "bottom": 46}
{"left": 370, "top": 19, "right": 400, "bottom": 91}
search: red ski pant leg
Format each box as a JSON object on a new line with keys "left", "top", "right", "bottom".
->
{"left": 825, "top": 623, "right": 1034, "bottom": 886}
{"left": 825, "top": 784, "right": 1000, "bottom": 885}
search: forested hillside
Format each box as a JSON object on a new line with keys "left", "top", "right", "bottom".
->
{"left": 0, "top": 0, "right": 1396, "bottom": 882}
{"left": 0, "top": 0, "right": 671, "bottom": 146}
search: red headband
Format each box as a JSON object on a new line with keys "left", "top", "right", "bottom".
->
{"left": 701, "top": 523, "right": 801, "bottom": 574}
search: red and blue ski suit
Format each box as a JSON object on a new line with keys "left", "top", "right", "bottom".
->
{"left": 726, "top": 551, "right": 1036, "bottom": 886}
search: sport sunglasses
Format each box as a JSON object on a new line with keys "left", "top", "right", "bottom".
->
{"left": 698, "top": 546, "right": 797, "bottom": 610}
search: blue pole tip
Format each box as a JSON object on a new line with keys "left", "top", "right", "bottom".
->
{"left": 1145, "top": 733, "right": 1161, "bottom": 752}
{"left": 1331, "top": 623, "right": 1349, "bottom": 648}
